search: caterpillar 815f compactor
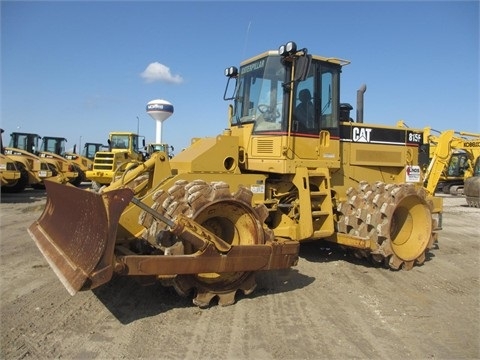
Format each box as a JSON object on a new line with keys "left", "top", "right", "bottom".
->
{"left": 29, "top": 41, "right": 443, "bottom": 307}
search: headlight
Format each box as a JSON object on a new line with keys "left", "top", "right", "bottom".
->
{"left": 224, "top": 66, "right": 238, "bottom": 77}
{"left": 278, "top": 41, "right": 297, "bottom": 56}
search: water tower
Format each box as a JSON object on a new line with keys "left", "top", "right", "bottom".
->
{"left": 146, "top": 99, "right": 174, "bottom": 143}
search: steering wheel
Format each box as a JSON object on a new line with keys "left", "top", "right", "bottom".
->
{"left": 257, "top": 104, "right": 280, "bottom": 120}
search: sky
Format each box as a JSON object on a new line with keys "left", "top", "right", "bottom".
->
{"left": 1, "top": 0, "right": 479, "bottom": 153}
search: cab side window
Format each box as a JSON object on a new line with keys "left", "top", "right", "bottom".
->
{"left": 293, "top": 75, "right": 316, "bottom": 134}
{"left": 320, "top": 71, "right": 337, "bottom": 129}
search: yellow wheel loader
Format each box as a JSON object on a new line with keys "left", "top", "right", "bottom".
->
{"left": 86, "top": 131, "right": 146, "bottom": 190}
{"left": 29, "top": 41, "right": 443, "bottom": 307}
{"left": 145, "top": 143, "right": 174, "bottom": 159}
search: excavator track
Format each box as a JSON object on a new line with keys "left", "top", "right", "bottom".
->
{"left": 139, "top": 179, "right": 273, "bottom": 307}
{"left": 337, "top": 181, "right": 437, "bottom": 270}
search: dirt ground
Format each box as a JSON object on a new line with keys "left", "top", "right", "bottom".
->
{"left": 0, "top": 188, "right": 479, "bottom": 360}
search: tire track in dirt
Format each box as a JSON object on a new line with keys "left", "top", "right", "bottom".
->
{"left": 1, "top": 194, "right": 479, "bottom": 359}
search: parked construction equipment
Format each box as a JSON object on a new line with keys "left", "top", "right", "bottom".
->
{"left": 0, "top": 129, "right": 24, "bottom": 192}
{"left": 85, "top": 131, "right": 146, "bottom": 189}
{"left": 464, "top": 152, "right": 480, "bottom": 207}
{"left": 29, "top": 41, "right": 443, "bottom": 307}
{"left": 4, "top": 131, "right": 55, "bottom": 189}
{"left": 38, "top": 136, "right": 82, "bottom": 186}
{"left": 145, "top": 143, "right": 174, "bottom": 158}
{"left": 65, "top": 142, "right": 108, "bottom": 183}
{"left": 423, "top": 129, "right": 480, "bottom": 195}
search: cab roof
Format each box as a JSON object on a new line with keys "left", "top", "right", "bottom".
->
{"left": 241, "top": 50, "right": 350, "bottom": 67}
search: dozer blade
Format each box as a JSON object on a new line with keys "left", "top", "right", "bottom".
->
{"left": 28, "top": 180, "right": 134, "bottom": 295}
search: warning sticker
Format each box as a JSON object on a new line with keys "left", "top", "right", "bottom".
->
{"left": 405, "top": 165, "right": 421, "bottom": 183}
{"left": 250, "top": 184, "right": 265, "bottom": 194}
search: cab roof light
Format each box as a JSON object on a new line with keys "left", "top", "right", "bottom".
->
{"left": 224, "top": 66, "right": 238, "bottom": 78}
{"left": 278, "top": 41, "right": 297, "bottom": 57}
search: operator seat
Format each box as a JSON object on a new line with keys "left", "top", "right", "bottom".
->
{"left": 116, "top": 140, "right": 126, "bottom": 149}
{"left": 295, "top": 89, "right": 314, "bottom": 129}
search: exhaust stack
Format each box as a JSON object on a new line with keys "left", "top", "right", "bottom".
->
{"left": 356, "top": 84, "right": 367, "bottom": 123}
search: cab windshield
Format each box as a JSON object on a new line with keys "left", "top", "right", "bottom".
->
{"left": 110, "top": 135, "right": 130, "bottom": 149}
{"left": 9, "top": 134, "right": 41, "bottom": 153}
{"left": 232, "top": 53, "right": 341, "bottom": 136}
{"left": 233, "top": 54, "right": 286, "bottom": 132}
{"left": 42, "top": 138, "right": 66, "bottom": 155}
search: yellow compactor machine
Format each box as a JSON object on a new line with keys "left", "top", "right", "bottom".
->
{"left": 29, "top": 41, "right": 443, "bottom": 307}
{"left": 0, "top": 129, "right": 24, "bottom": 192}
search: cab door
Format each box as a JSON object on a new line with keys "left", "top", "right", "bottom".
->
{"left": 291, "top": 61, "right": 340, "bottom": 163}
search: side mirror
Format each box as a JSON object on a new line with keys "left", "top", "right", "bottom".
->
{"left": 295, "top": 55, "right": 312, "bottom": 82}
{"left": 223, "top": 76, "right": 238, "bottom": 101}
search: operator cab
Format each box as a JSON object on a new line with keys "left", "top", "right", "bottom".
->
{"left": 109, "top": 134, "right": 131, "bottom": 150}
{"left": 225, "top": 41, "right": 348, "bottom": 138}
{"left": 82, "top": 143, "right": 108, "bottom": 160}
{"left": 474, "top": 157, "right": 480, "bottom": 177}
{"left": 9, "top": 132, "right": 42, "bottom": 154}
{"left": 40, "top": 137, "right": 67, "bottom": 156}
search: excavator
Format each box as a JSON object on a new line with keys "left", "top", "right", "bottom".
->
{"left": 29, "top": 41, "right": 443, "bottom": 307}
{"left": 423, "top": 129, "right": 480, "bottom": 196}
{"left": 464, "top": 156, "right": 480, "bottom": 207}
